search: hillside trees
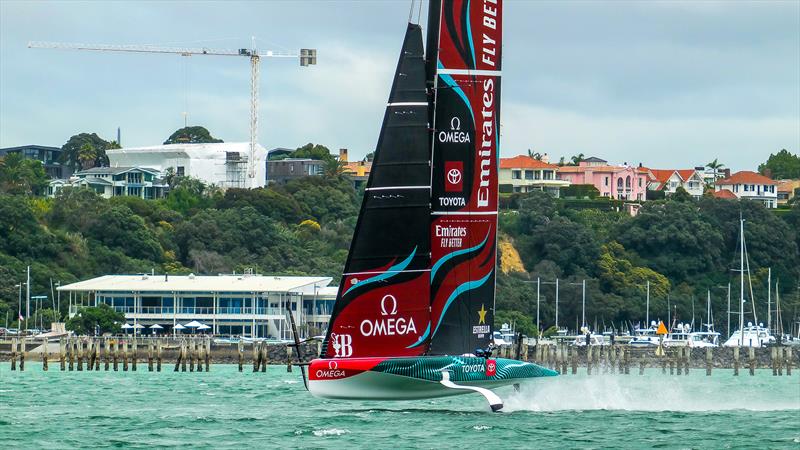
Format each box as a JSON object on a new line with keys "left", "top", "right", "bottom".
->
{"left": 60, "top": 133, "right": 113, "bottom": 170}
{"left": 0, "top": 153, "right": 49, "bottom": 195}
{"left": 758, "top": 149, "right": 800, "bottom": 179}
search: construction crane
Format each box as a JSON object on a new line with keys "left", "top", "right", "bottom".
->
{"left": 28, "top": 40, "right": 317, "bottom": 184}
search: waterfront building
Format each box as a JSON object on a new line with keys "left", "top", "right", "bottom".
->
{"left": 713, "top": 171, "right": 778, "bottom": 208}
{"left": 107, "top": 142, "right": 267, "bottom": 189}
{"left": 498, "top": 155, "right": 569, "bottom": 196}
{"left": 556, "top": 157, "right": 649, "bottom": 201}
{"left": 47, "top": 166, "right": 167, "bottom": 199}
{"left": 0, "top": 144, "right": 72, "bottom": 179}
{"left": 58, "top": 273, "right": 336, "bottom": 339}
{"left": 649, "top": 168, "right": 706, "bottom": 198}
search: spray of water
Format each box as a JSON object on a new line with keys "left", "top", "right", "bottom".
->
{"left": 504, "top": 373, "right": 800, "bottom": 412}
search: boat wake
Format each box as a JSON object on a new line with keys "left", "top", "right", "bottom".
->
{"left": 503, "top": 374, "right": 800, "bottom": 412}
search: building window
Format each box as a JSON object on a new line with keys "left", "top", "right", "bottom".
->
{"left": 743, "top": 184, "right": 748, "bottom": 192}
{"left": 605, "top": 177, "right": 609, "bottom": 186}
{"left": 626, "top": 176, "right": 631, "bottom": 188}
{"left": 617, "top": 178, "right": 623, "bottom": 189}
{"left": 176, "top": 166, "right": 185, "bottom": 176}
{"left": 512, "top": 170, "right": 521, "bottom": 180}
{"left": 524, "top": 170, "right": 533, "bottom": 180}
{"left": 638, "top": 178, "right": 642, "bottom": 187}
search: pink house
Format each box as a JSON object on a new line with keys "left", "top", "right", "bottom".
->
{"left": 556, "top": 157, "right": 650, "bottom": 201}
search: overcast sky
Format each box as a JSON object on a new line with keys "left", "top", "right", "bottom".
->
{"left": 1, "top": 0, "right": 798, "bottom": 171}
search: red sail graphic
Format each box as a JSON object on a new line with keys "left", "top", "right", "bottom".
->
{"left": 428, "top": 0, "right": 502, "bottom": 355}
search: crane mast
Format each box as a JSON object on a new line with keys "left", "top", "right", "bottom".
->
{"left": 29, "top": 40, "right": 317, "bottom": 185}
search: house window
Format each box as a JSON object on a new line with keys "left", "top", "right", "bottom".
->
{"left": 744, "top": 184, "right": 748, "bottom": 192}
{"left": 733, "top": 185, "right": 738, "bottom": 193}
{"left": 617, "top": 178, "right": 623, "bottom": 189}
{"left": 512, "top": 170, "right": 521, "bottom": 180}
{"left": 638, "top": 178, "right": 642, "bottom": 187}
{"left": 524, "top": 170, "right": 533, "bottom": 180}
{"left": 176, "top": 166, "right": 185, "bottom": 176}
{"left": 626, "top": 176, "right": 631, "bottom": 188}
{"left": 605, "top": 177, "right": 609, "bottom": 186}
{"left": 513, "top": 186, "right": 521, "bottom": 193}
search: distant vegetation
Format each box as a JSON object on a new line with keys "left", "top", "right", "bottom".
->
{"left": 759, "top": 149, "right": 800, "bottom": 179}
{"left": 0, "top": 142, "right": 798, "bottom": 337}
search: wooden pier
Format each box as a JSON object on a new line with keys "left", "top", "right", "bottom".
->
{"left": 2, "top": 336, "right": 798, "bottom": 377}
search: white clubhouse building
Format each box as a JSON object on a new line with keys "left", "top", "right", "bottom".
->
{"left": 58, "top": 273, "right": 337, "bottom": 340}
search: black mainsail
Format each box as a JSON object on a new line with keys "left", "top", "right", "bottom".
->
{"left": 322, "top": 24, "right": 432, "bottom": 358}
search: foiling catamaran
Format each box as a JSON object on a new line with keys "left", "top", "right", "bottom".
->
{"left": 298, "top": 0, "right": 556, "bottom": 411}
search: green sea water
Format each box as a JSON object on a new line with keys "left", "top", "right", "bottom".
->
{"left": 1, "top": 363, "right": 798, "bottom": 449}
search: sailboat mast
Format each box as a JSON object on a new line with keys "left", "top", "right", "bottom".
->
{"left": 646, "top": 280, "right": 650, "bottom": 327}
{"left": 739, "top": 217, "right": 745, "bottom": 346}
{"left": 767, "top": 267, "right": 771, "bottom": 332}
{"left": 707, "top": 289, "right": 711, "bottom": 330}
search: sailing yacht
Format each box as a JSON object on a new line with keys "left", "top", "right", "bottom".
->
{"left": 722, "top": 217, "right": 776, "bottom": 348}
{"left": 306, "top": 0, "right": 556, "bottom": 411}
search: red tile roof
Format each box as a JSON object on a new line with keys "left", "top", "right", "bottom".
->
{"left": 677, "top": 169, "right": 699, "bottom": 181}
{"left": 714, "top": 189, "right": 737, "bottom": 199}
{"left": 716, "top": 171, "right": 776, "bottom": 186}
{"left": 500, "top": 155, "right": 558, "bottom": 170}
{"left": 650, "top": 169, "right": 677, "bottom": 185}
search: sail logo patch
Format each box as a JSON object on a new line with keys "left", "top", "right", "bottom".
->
{"left": 438, "top": 117, "right": 471, "bottom": 144}
{"left": 445, "top": 161, "right": 463, "bottom": 192}
{"left": 331, "top": 333, "right": 353, "bottom": 357}
{"left": 360, "top": 294, "right": 418, "bottom": 337}
{"left": 315, "top": 360, "right": 346, "bottom": 379}
{"left": 486, "top": 359, "right": 497, "bottom": 377}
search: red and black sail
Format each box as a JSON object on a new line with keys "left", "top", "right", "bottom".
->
{"left": 322, "top": 24, "right": 432, "bottom": 358}
{"left": 323, "top": 0, "right": 503, "bottom": 359}
{"left": 427, "top": 0, "right": 503, "bottom": 355}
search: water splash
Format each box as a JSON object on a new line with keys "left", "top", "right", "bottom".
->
{"left": 504, "top": 372, "right": 800, "bottom": 412}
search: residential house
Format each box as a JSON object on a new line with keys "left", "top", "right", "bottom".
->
{"left": 556, "top": 157, "right": 649, "bottom": 201}
{"left": 713, "top": 171, "right": 778, "bottom": 208}
{"left": 266, "top": 159, "right": 325, "bottom": 184}
{"left": 498, "top": 155, "right": 569, "bottom": 196}
{"left": 649, "top": 168, "right": 706, "bottom": 198}
{"left": 777, "top": 179, "right": 800, "bottom": 206}
{"left": 48, "top": 166, "right": 167, "bottom": 199}
{"left": 0, "top": 144, "right": 72, "bottom": 179}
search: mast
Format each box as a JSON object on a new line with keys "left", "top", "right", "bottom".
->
{"left": 739, "top": 216, "right": 745, "bottom": 346}
{"left": 646, "top": 280, "right": 650, "bottom": 327}
{"left": 767, "top": 267, "right": 771, "bottom": 332}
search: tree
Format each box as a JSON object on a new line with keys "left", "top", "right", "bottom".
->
{"left": 293, "top": 143, "right": 334, "bottom": 161}
{"left": 706, "top": 158, "right": 725, "bottom": 181}
{"left": 61, "top": 133, "right": 112, "bottom": 171}
{"left": 527, "top": 149, "right": 543, "bottom": 160}
{"left": 671, "top": 186, "right": 693, "bottom": 202}
{"left": 78, "top": 143, "right": 97, "bottom": 170}
{"left": 163, "top": 126, "right": 223, "bottom": 145}
{"left": 569, "top": 153, "right": 585, "bottom": 166}
{"left": 758, "top": 149, "right": 800, "bottom": 179}
{"left": 65, "top": 304, "right": 125, "bottom": 335}
{"left": 323, "top": 158, "right": 348, "bottom": 179}
{"left": 0, "top": 153, "right": 49, "bottom": 195}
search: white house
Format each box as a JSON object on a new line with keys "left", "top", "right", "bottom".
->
{"left": 107, "top": 142, "right": 267, "bottom": 189}
{"left": 650, "top": 169, "right": 706, "bottom": 198}
{"left": 714, "top": 171, "right": 778, "bottom": 208}
{"left": 48, "top": 166, "right": 167, "bottom": 199}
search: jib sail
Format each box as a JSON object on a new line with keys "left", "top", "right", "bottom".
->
{"left": 322, "top": 23, "right": 432, "bottom": 358}
{"left": 427, "top": 0, "right": 503, "bottom": 355}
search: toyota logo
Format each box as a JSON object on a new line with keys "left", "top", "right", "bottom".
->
{"left": 328, "top": 360, "right": 338, "bottom": 370}
{"left": 447, "top": 168, "right": 462, "bottom": 185}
